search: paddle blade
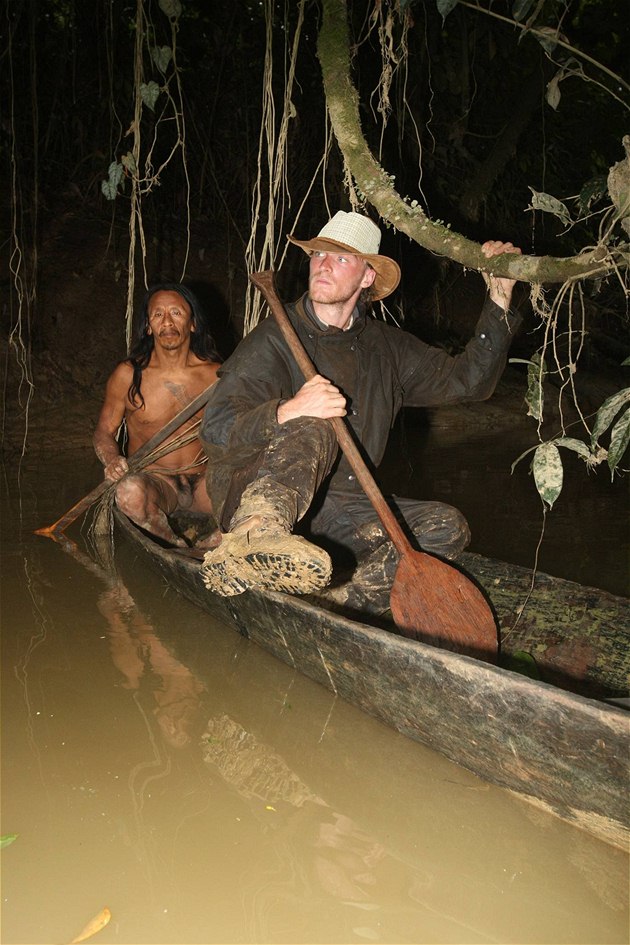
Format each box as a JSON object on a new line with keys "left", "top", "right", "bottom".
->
{"left": 34, "top": 525, "right": 66, "bottom": 541}
{"left": 389, "top": 551, "right": 498, "bottom": 662}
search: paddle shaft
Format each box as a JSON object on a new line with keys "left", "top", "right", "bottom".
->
{"left": 250, "top": 270, "right": 413, "bottom": 560}
{"left": 35, "top": 382, "right": 216, "bottom": 537}
{"left": 250, "top": 269, "right": 499, "bottom": 659}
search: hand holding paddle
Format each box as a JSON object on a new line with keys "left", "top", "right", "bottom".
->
{"left": 250, "top": 269, "right": 498, "bottom": 662}
{"left": 35, "top": 383, "right": 217, "bottom": 541}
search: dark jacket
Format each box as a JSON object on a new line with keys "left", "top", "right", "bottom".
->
{"left": 200, "top": 293, "right": 521, "bottom": 522}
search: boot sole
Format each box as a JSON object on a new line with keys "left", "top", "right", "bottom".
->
{"left": 201, "top": 532, "right": 331, "bottom": 597}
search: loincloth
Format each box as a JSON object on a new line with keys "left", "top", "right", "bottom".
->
{"left": 142, "top": 469, "right": 205, "bottom": 511}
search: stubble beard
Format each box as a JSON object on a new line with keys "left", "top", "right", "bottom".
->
{"left": 309, "top": 276, "right": 360, "bottom": 308}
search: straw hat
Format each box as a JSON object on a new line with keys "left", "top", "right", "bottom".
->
{"left": 287, "top": 211, "right": 401, "bottom": 301}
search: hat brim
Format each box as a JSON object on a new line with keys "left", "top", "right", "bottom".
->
{"left": 287, "top": 235, "right": 400, "bottom": 301}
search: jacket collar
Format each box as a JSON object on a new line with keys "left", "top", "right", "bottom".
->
{"left": 295, "top": 293, "right": 366, "bottom": 337}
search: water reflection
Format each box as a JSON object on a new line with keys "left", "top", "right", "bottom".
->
{"left": 2, "top": 459, "right": 629, "bottom": 944}
{"left": 98, "top": 582, "right": 207, "bottom": 750}
{"left": 95, "top": 566, "right": 411, "bottom": 930}
{"left": 201, "top": 715, "right": 389, "bottom": 913}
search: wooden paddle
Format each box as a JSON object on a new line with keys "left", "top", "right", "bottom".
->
{"left": 34, "top": 382, "right": 216, "bottom": 540}
{"left": 250, "top": 269, "right": 498, "bottom": 662}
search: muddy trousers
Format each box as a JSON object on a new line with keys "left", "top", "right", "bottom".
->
{"left": 227, "top": 417, "right": 470, "bottom": 611}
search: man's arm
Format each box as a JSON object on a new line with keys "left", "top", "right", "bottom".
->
{"left": 391, "top": 240, "right": 523, "bottom": 408}
{"left": 93, "top": 362, "right": 133, "bottom": 481}
{"left": 393, "top": 297, "right": 521, "bottom": 408}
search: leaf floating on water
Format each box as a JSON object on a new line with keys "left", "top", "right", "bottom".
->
{"left": 0, "top": 834, "right": 18, "bottom": 849}
{"left": 70, "top": 906, "right": 111, "bottom": 943}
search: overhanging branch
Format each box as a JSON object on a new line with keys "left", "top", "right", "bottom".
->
{"left": 318, "top": 0, "right": 627, "bottom": 284}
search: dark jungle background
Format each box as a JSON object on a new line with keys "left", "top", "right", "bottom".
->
{"left": 1, "top": 0, "right": 629, "bottom": 546}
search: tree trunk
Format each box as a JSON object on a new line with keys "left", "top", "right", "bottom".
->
{"left": 460, "top": 66, "right": 552, "bottom": 223}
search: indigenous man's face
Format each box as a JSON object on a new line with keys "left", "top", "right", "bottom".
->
{"left": 308, "top": 251, "right": 376, "bottom": 306}
{"left": 147, "top": 290, "right": 194, "bottom": 350}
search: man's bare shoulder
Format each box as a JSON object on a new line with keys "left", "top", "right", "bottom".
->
{"left": 198, "top": 358, "right": 221, "bottom": 381}
{"left": 106, "top": 360, "right": 134, "bottom": 385}
{"left": 189, "top": 353, "right": 221, "bottom": 372}
{"left": 102, "top": 360, "right": 134, "bottom": 401}
{"left": 142, "top": 356, "right": 220, "bottom": 388}
{"left": 186, "top": 357, "right": 222, "bottom": 389}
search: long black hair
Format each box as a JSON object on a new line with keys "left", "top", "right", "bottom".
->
{"left": 127, "top": 282, "right": 222, "bottom": 408}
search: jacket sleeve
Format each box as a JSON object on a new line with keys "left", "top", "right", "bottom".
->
{"left": 200, "top": 321, "right": 292, "bottom": 453}
{"left": 393, "top": 298, "right": 522, "bottom": 407}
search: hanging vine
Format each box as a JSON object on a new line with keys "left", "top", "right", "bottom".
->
{"left": 100, "top": 0, "right": 191, "bottom": 350}
{"left": 243, "top": 0, "right": 307, "bottom": 335}
{"left": 5, "top": 1, "right": 37, "bottom": 458}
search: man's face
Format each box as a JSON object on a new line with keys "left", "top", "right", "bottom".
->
{"left": 308, "top": 251, "right": 376, "bottom": 306}
{"left": 147, "top": 290, "right": 194, "bottom": 350}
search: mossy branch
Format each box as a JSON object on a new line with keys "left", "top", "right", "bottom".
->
{"left": 318, "top": 0, "right": 627, "bottom": 284}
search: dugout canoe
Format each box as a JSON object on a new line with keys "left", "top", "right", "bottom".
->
{"left": 113, "top": 508, "right": 630, "bottom": 850}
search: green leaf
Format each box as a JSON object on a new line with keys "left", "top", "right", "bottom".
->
{"left": 159, "top": 0, "right": 182, "bottom": 18}
{"left": 140, "top": 81, "right": 161, "bottom": 111}
{"left": 151, "top": 45, "right": 172, "bottom": 75}
{"left": 607, "top": 147, "right": 630, "bottom": 236}
{"left": 555, "top": 436, "right": 592, "bottom": 460}
{"left": 0, "top": 834, "right": 18, "bottom": 849}
{"left": 533, "top": 26, "right": 559, "bottom": 54}
{"left": 436, "top": 0, "right": 459, "bottom": 21}
{"left": 528, "top": 187, "right": 572, "bottom": 226}
{"left": 607, "top": 408, "right": 630, "bottom": 478}
{"left": 532, "top": 441, "right": 563, "bottom": 508}
{"left": 591, "top": 387, "right": 630, "bottom": 447}
{"left": 525, "top": 354, "right": 545, "bottom": 420}
{"left": 546, "top": 72, "right": 562, "bottom": 110}
{"left": 512, "top": 0, "right": 535, "bottom": 22}
{"left": 100, "top": 161, "right": 124, "bottom": 201}
{"left": 120, "top": 151, "right": 136, "bottom": 175}
{"left": 503, "top": 650, "right": 541, "bottom": 680}
{"left": 579, "top": 175, "right": 607, "bottom": 214}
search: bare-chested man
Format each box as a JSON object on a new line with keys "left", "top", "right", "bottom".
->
{"left": 94, "top": 283, "right": 221, "bottom": 547}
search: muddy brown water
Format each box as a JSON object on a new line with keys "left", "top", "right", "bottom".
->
{"left": 1, "top": 429, "right": 628, "bottom": 945}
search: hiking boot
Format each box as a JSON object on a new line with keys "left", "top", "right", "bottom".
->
{"left": 200, "top": 515, "right": 332, "bottom": 597}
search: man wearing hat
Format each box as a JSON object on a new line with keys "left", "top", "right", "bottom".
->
{"left": 199, "top": 211, "right": 521, "bottom": 601}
